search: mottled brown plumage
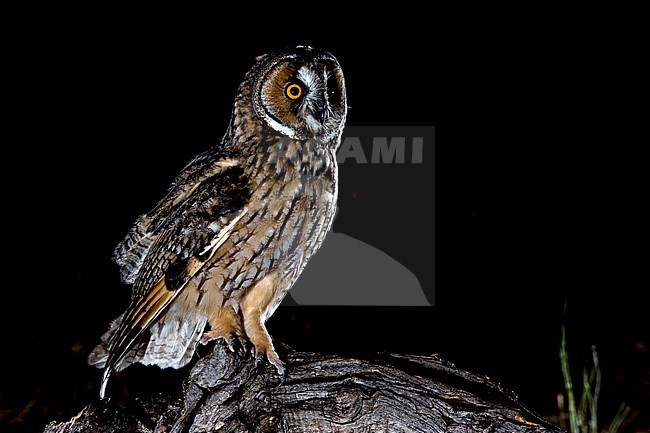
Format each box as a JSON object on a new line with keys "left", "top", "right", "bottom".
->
{"left": 89, "top": 47, "right": 347, "bottom": 398}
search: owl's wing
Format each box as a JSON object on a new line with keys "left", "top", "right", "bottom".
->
{"left": 112, "top": 151, "right": 238, "bottom": 287}
{"left": 101, "top": 155, "right": 249, "bottom": 397}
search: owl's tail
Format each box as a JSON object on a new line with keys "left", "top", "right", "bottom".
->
{"left": 139, "top": 305, "right": 207, "bottom": 369}
{"left": 88, "top": 306, "right": 207, "bottom": 398}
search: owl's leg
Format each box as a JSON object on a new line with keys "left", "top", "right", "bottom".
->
{"left": 241, "top": 273, "right": 285, "bottom": 376}
{"left": 242, "top": 308, "right": 285, "bottom": 376}
{"left": 200, "top": 305, "right": 246, "bottom": 353}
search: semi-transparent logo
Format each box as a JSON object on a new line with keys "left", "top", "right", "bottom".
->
{"left": 285, "top": 126, "right": 435, "bottom": 306}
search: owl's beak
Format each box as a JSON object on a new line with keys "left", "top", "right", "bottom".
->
{"left": 303, "top": 87, "right": 333, "bottom": 135}
{"left": 310, "top": 92, "right": 332, "bottom": 126}
{"left": 312, "top": 106, "right": 327, "bottom": 125}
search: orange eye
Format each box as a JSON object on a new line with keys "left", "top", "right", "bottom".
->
{"left": 285, "top": 83, "right": 303, "bottom": 100}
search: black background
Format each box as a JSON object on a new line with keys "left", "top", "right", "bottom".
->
{"left": 1, "top": 13, "right": 647, "bottom": 432}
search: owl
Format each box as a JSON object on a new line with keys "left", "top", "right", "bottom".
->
{"left": 88, "top": 46, "right": 347, "bottom": 398}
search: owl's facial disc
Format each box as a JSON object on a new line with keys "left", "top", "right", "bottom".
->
{"left": 255, "top": 49, "right": 346, "bottom": 141}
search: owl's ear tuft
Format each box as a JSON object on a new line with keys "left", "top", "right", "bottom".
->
{"left": 255, "top": 54, "right": 268, "bottom": 62}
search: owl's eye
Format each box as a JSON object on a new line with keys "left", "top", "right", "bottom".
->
{"left": 285, "top": 83, "right": 303, "bottom": 100}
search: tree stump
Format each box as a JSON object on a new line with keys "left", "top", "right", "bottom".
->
{"left": 44, "top": 343, "right": 562, "bottom": 432}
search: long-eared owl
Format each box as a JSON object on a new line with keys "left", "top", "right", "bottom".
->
{"left": 89, "top": 46, "right": 347, "bottom": 398}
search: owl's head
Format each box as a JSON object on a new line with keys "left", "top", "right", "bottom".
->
{"left": 246, "top": 46, "right": 347, "bottom": 142}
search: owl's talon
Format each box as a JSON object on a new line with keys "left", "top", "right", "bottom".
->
{"left": 231, "top": 336, "right": 248, "bottom": 356}
{"left": 276, "top": 370, "right": 286, "bottom": 388}
{"left": 267, "top": 351, "right": 285, "bottom": 377}
{"left": 253, "top": 346, "right": 285, "bottom": 379}
{"left": 268, "top": 356, "right": 286, "bottom": 387}
{"left": 237, "top": 338, "right": 251, "bottom": 357}
{"left": 225, "top": 337, "right": 237, "bottom": 352}
{"left": 200, "top": 331, "right": 246, "bottom": 353}
{"left": 199, "top": 331, "right": 219, "bottom": 346}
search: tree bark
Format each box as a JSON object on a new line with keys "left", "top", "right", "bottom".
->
{"left": 44, "top": 343, "right": 563, "bottom": 432}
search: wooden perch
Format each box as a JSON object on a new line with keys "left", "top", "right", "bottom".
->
{"left": 44, "top": 343, "right": 562, "bottom": 432}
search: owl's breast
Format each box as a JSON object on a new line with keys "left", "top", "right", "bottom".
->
{"left": 200, "top": 153, "right": 337, "bottom": 306}
{"left": 246, "top": 163, "right": 337, "bottom": 271}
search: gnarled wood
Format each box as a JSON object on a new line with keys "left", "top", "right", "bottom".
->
{"left": 44, "top": 343, "right": 562, "bottom": 432}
